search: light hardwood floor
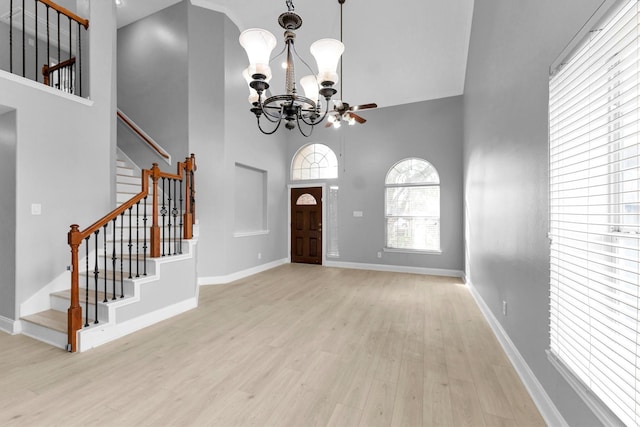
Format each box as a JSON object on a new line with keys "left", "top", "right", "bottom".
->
{"left": 0, "top": 264, "right": 545, "bottom": 426}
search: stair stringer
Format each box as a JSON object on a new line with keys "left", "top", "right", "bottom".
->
{"left": 77, "top": 239, "right": 199, "bottom": 352}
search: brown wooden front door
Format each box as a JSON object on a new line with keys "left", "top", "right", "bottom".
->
{"left": 291, "top": 187, "right": 322, "bottom": 264}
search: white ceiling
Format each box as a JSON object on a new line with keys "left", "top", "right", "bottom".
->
{"left": 116, "top": 0, "right": 475, "bottom": 109}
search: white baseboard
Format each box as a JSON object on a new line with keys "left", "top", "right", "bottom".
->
{"left": 465, "top": 278, "right": 568, "bottom": 427}
{"left": 324, "top": 260, "right": 464, "bottom": 278}
{"left": 78, "top": 297, "right": 198, "bottom": 352}
{"left": 198, "top": 258, "right": 288, "bottom": 286}
{"left": 0, "top": 315, "right": 20, "bottom": 335}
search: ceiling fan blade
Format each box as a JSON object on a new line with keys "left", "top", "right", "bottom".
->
{"left": 350, "top": 112, "right": 367, "bottom": 124}
{"left": 325, "top": 121, "right": 334, "bottom": 128}
{"left": 351, "top": 103, "right": 377, "bottom": 111}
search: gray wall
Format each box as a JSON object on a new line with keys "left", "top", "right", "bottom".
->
{"left": 463, "top": 0, "right": 606, "bottom": 424}
{"left": 222, "top": 14, "right": 289, "bottom": 275}
{"left": 0, "top": 0, "right": 116, "bottom": 319}
{"left": 186, "top": 6, "right": 227, "bottom": 277}
{"left": 287, "top": 96, "right": 464, "bottom": 272}
{"left": 117, "top": 1, "right": 188, "bottom": 164}
{"left": 0, "top": 109, "right": 16, "bottom": 320}
{"left": 117, "top": 2, "right": 289, "bottom": 280}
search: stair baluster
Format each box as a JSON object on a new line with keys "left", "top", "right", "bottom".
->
{"left": 84, "top": 236, "right": 89, "bottom": 327}
{"left": 135, "top": 201, "right": 140, "bottom": 278}
{"left": 102, "top": 224, "right": 108, "bottom": 303}
{"left": 92, "top": 230, "right": 99, "bottom": 324}
{"left": 111, "top": 217, "right": 117, "bottom": 300}
{"left": 143, "top": 196, "right": 148, "bottom": 276}
{"left": 120, "top": 212, "right": 125, "bottom": 298}
{"left": 128, "top": 206, "right": 133, "bottom": 279}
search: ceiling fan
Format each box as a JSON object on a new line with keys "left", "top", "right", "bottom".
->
{"left": 326, "top": 0, "right": 377, "bottom": 128}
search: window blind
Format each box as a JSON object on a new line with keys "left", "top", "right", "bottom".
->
{"left": 549, "top": 0, "right": 640, "bottom": 425}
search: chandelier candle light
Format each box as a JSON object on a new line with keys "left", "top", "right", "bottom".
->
{"left": 240, "top": 0, "right": 344, "bottom": 136}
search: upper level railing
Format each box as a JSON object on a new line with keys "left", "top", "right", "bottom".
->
{"left": 66, "top": 155, "right": 197, "bottom": 352}
{"left": 5, "top": 0, "right": 89, "bottom": 96}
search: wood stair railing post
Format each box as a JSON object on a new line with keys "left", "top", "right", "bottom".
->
{"left": 191, "top": 153, "right": 197, "bottom": 226}
{"left": 67, "top": 224, "right": 82, "bottom": 352}
{"left": 42, "top": 64, "right": 50, "bottom": 86}
{"left": 150, "top": 163, "right": 161, "bottom": 258}
{"left": 183, "top": 155, "right": 194, "bottom": 239}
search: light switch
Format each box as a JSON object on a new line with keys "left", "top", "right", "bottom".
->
{"left": 31, "top": 203, "right": 42, "bottom": 215}
{"left": 353, "top": 211, "right": 363, "bottom": 217}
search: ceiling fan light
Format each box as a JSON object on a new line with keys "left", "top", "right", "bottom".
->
{"left": 333, "top": 120, "right": 341, "bottom": 129}
{"left": 348, "top": 116, "right": 356, "bottom": 125}
{"left": 300, "top": 75, "right": 320, "bottom": 103}
{"left": 239, "top": 28, "right": 277, "bottom": 77}
{"left": 310, "top": 38, "right": 344, "bottom": 85}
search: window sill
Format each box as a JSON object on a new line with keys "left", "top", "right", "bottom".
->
{"left": 383, "top": 248, "right": 442, "bottom": 255}
{"left": 234, "top": 230, "right": 270, "bottom": 238}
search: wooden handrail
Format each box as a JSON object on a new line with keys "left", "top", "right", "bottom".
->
{"left": 117, "top": 110, "right": 171, "bottom": 162}
{"left": 38, "top": 0, "right": 89, "bottom": 29}
{"left": 42, "top": 57, "right": 76, "bottom": 86}
{"left": 67, "top": 155, "right": 197, "bottom": 352}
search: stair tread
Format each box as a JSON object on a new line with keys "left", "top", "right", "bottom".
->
{"left": 79, "top": 269, "right": 153, "bottom": 280}
{"left": 22, "top": 310, "right": 67, "bottom": 333}
{"left": 52, "top": 288, "right": 119, "bottom": 303}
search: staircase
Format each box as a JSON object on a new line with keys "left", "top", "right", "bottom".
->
{"left": 20, "top": 154, "right": 198, "bottom": 352}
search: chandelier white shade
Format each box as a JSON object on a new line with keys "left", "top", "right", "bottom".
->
{"left": 239, "top": 29, "right": 277, "bottom": 78}
{"left": 239, "top": 0, "right": 344, "bottom": 136}
{"left": 299, "top": 75, "right": 320, "bottom": 103}
{"left": 310, "top": 38, "right": 344, "bottom": 85}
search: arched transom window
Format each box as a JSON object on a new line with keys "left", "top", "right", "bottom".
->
{"left": 385, "top": 158, "right": 441, "bottom": 252}
{"left": 291, "top": 143, "right": 338, "bottom": 180}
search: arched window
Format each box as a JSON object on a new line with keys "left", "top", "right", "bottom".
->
{"left": 385, "top": 158, "right": 440, "bottom": 252}
{"left": 291, "top": 143, "right": 338, "bottom": 180}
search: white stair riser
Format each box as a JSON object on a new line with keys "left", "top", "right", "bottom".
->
{"left": 97, "top": 257, "right": 157, "bottom": 275}
{"left": 50, "top": 294, "right": 110, "bottom": 323}
{"left": 116, "top": 159, "right": 127, "bottom": 168}
{"left": 108, "top": 210, "right": 182, "bottom": 226}
{"left": 116, "top": 166, "right": 134, "bottom": 176}
{"left": 117, "top": 182, "right": 141, "bottom": 194}
{"left": 77, "top": 276, "right": 136, "bottom": 296}
{"left": 116, "top": 174, "right": 141, "bottom": 185}
{"left": 21, "top": 321, "right": 67, "bottom": 350}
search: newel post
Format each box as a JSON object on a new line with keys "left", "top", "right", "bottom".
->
{"left": 183, "top": 154, "right": 195, "bottom": 239}
{"left": 150, "top": 163, "right": 161, "bottom": 257}
{"left": 67, "top": 224, "right": 82, "bottom": 352}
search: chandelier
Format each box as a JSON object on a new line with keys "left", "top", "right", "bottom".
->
{"left": 239, "top": 0, "right": 344, "bottom": 137}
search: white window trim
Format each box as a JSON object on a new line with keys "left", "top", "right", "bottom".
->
{"left": 383, "top": 247, "right": 442, "bottom": 255}
{"left": 384, "top": 159, "right": 441, "bottom": 253}
{"left": 291, "top": 143, "right": 339, "bottom": 181}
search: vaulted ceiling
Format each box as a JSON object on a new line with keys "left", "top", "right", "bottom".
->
{"left": 117, "top": 0, "right": 475, "bottom": 109}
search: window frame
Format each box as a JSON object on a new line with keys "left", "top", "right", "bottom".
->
{"left": 384, "top": 158, "right": 442, "bottom": 254}
{"left": 291, "top": 143, "right": 339, "bottom": 181}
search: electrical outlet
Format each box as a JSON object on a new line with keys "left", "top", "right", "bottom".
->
{"left": 502, "top": 300, "right": 507, "bottom": 316}
{"left": 377, "top": 251, "right": 382, "bottom": 258}
{"left": 258, "top": 252, "right": 262, "bottom": 260}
